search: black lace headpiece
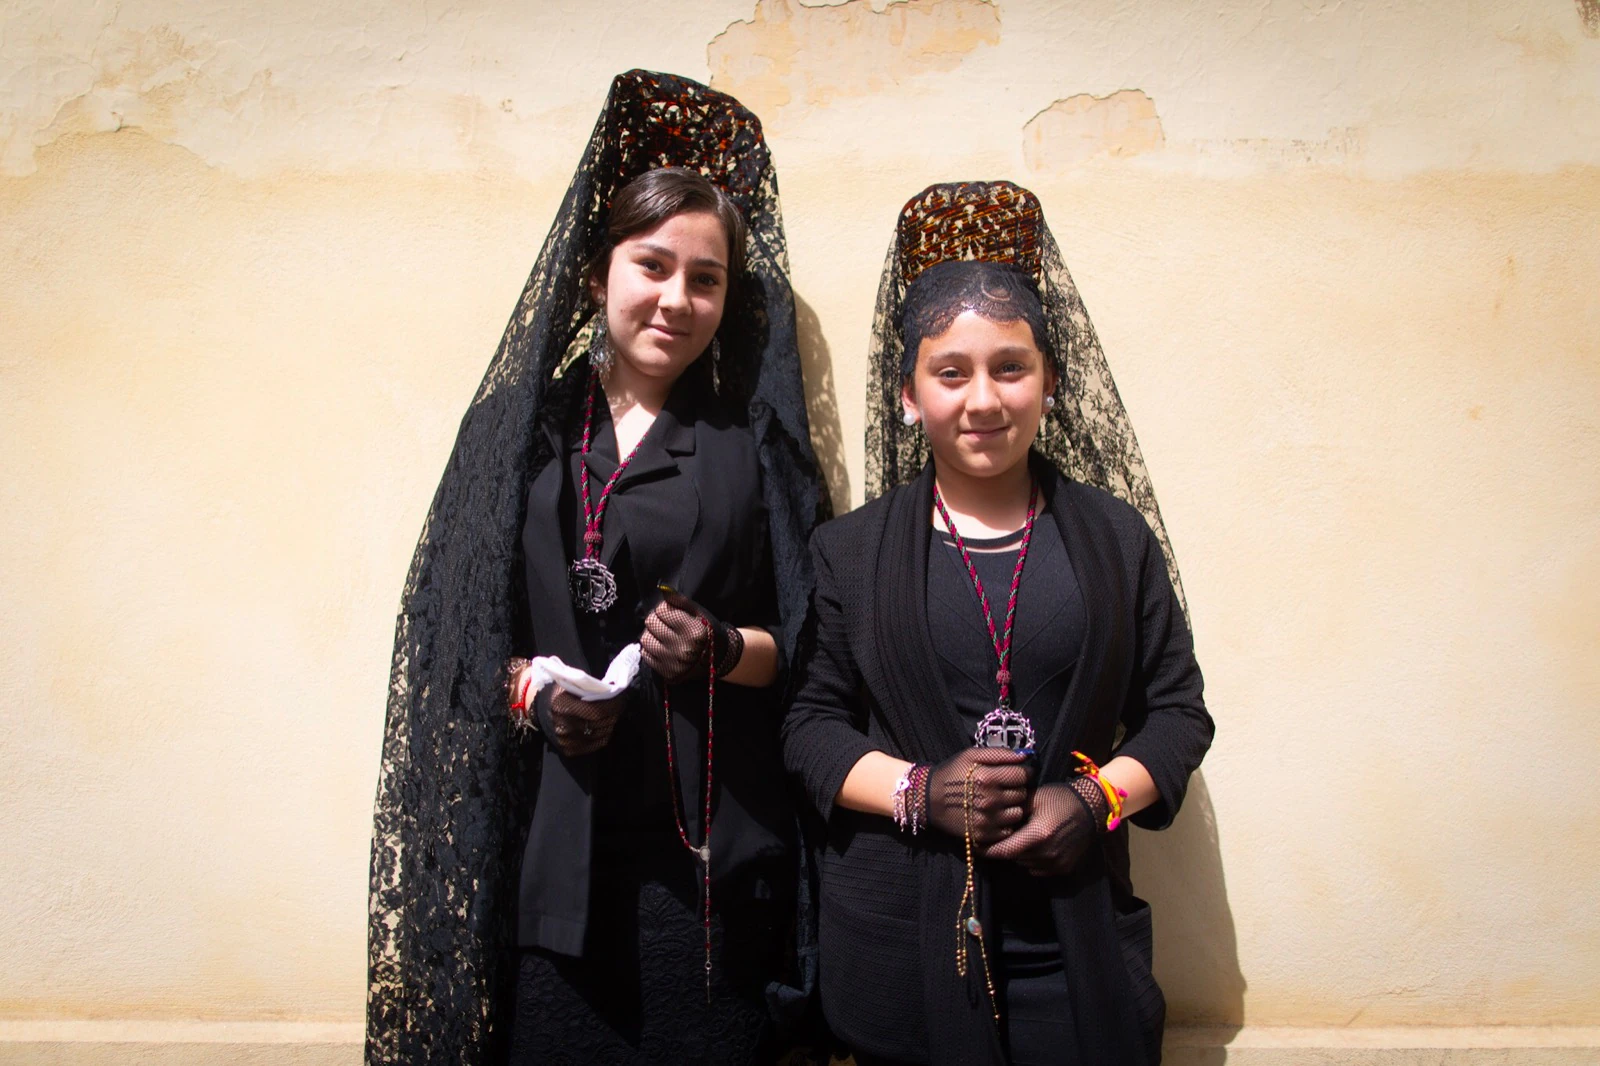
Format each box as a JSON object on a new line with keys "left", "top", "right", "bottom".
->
{"left": 366, "top": 69, "right": 826, "bottom": 1064}
{"left": 865, "top": 180, "right": 1187, "bottom": 616}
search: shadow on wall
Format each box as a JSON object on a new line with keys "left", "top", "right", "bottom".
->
{"left": 1133, "top": 769, "right": 1247, "bottom": 1045}
{"left": 793, "top": 292, "right": 851, "bottom": 511}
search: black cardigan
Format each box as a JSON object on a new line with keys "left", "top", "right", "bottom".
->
{"left": 781, "top": 455, "right": 1213, "bottom": 1065}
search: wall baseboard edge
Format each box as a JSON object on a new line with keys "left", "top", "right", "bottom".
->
{"left": 2, "top": 1021, "right": 1598, "bottom": 1064}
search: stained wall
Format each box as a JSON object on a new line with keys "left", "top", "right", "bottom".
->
{"left": 2, "top": 0, "right": 1598, "bottom": 1048}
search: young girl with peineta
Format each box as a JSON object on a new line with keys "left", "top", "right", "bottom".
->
{"left": 783, "top": 181, "right": 1213, "bottom": 1066}
{"left": 366, "top": 70, "right": 827, "bottom": 1065}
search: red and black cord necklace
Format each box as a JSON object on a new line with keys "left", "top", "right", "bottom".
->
{"left": 932, "top": 478, "right": 1042, "bottom": 752}
{"left": 564, "top": 367, "right": 721, "bottom": 993}
{"left": 568, "top": 366, "right": 721, "bottom": 995}
{"left": 662, "top": 618, "right": 718, "bottom": 1002}
{"left": 568, "top": 368, "right": 649, "bottom": 613}
{"left": 932, "top": 477, "right": 1040, "bottom": 1023}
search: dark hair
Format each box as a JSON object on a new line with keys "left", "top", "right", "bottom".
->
{"left": 588, "top": 166, "right": 748, "bottom": 288}
{"left": 899, "top": 260, "right": 1055, "bottom": 376}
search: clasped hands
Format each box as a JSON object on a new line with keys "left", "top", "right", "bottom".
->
{"left": 524, "top": 590, "right": 741, "bottom": 758}
{"left": 926, "top": 747, "right": 1107, "bottom": 877}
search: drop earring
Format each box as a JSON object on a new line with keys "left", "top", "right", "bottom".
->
{"left": 710, "top": 336, "right": 723, "bottom": 394}
{"left": 589, "top": 305, "right": 613, "bottom": 374}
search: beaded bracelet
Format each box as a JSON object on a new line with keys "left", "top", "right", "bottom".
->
{"left": 892, "top": 770, "right": 912, "bottom": 828}
{"left": 892, "top": 763, "right": 931, "bottom": 834}
{"left": 1071, "top": 751, "right": 1128, "bottom": 832}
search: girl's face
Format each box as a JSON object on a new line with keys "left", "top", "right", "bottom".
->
{"left": 902, "top": 310, "right": 1056, "bottom": 483}
{"left": 590, "top": 210, "right": 730, "bottom": 388}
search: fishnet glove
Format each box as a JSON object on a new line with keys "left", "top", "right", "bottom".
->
{"left": 925, "top": 747, "right": 1033, "bottom": 846}
{"left": 539, "top": 684, "right": 626, "bottom": 758}
{"left": 640, "top": 589, "right": 743, "bottom": 683}
{"left": 984, "top": 779, "right": 1105, "bottom": 876}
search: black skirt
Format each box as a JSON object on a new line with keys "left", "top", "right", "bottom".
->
{"left": 508, "top": 843, "right": 783, "bottom": 1065}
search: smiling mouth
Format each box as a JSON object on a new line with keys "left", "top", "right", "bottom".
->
{"left": 648, "top": 324, "right": 689, "bottom": 338}
{"left": 962, "top": 426, "right": 1008, "bottom": 439}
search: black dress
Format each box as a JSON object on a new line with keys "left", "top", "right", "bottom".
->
{"left": 508, "top": 375, "right": 793, "bottom": 1065}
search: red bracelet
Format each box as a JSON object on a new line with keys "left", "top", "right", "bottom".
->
{"left": 505, "top": 658, "right": 537, "bottom": 731}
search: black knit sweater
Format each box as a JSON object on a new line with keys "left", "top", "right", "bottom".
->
{"left": 781, "top": 455, "right": 1213, "bottom": 1065}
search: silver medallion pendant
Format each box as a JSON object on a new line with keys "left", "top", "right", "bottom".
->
{"left": 973, "top": 707, "right": 1036, "bottom": 752}
{"left": 569, "top": 557, "right": 619, "bottom": 613}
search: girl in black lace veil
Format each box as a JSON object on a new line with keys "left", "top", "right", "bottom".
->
{"left": 781, "top": 182, "right": 1211, "bottom": 1064}
{"left": 864, "top": 181, "right": 1187, "bottom": 619}
{"left": 367, "top": 70, "right": 827, "bottom": 1065}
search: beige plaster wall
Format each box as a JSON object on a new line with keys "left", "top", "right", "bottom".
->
{"left": 3, "top": 0, "right": 1598, "bottom": 1043}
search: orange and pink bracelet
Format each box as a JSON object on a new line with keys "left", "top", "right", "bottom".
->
{"left": 1071, "top": 751, "right": 1129, "bottom": 832}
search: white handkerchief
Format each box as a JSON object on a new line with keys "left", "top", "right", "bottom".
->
{"left": 525, "top": 643, "right": 641, "bottom": 702}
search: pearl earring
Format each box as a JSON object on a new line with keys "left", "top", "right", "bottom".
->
{"left": 1044, "top": 395, "right": 1056, "bottom": 410}
{"left": 902, "top": 410, "right": 919, "bottom": 427}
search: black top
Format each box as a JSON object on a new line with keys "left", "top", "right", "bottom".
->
{"left": 781, "top": 456, "right": 1213, "bottom": 1065}
{"left": 517, "top": 374, "right": 794, "bottom": 956}
{"left": 928, "top": 515, "right": 1085, "bottom": 948}
{"left": 927, "top": 516, "right": 1084, "bottom": 745}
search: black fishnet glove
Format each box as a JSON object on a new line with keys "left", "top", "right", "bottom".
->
{"left": 984, "top": 779, "right": 1106, "bottom": 876}
{"left": 538, "top": 684, "right": 625, "bottom": 758}
{"left": 925, "top": 747, "right": 1034, "bottom": 846}
{"left": 640, "top": 589, "right": 743, "bottom": 683}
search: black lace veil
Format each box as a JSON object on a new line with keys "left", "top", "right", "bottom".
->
{"left": 366, "top": 70, "right": 827, "bottom": 1065}
{"left": 864, "top": 181, "right": 1187, "bottom": 616}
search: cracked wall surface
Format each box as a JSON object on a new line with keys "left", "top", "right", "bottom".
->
{"left": 707, "top": 0, "right": 1000, "bottom": 115}
{"left": 3, "top": 0, "right": 1599, "bottom": 1038}
{"left": 1023, "top": 89, "right": 1165, "bottom": 170}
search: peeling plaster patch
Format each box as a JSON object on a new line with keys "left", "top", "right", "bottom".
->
{"left": 1021, "top": 90, "right": 1164, "bottom": 171}
{"left": 707, "top": 0, "right": 999, "bottom": 116}
{"left": 1, "top": 22, "right": 266, "bottom": 177}
{"left": 1580, "top": 0, "right": 1600, "bottom": 38}
{"left": 0, "top": 14, "right": 544, "bottom": 179}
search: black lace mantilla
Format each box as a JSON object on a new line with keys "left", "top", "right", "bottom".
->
{"left": 366, "top": 69, "right": 827, "bottom": 1065}
{"left": 864, "top": 180, "right": 1188, "bottom": 618}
